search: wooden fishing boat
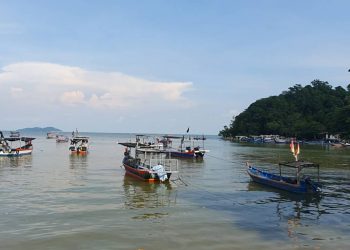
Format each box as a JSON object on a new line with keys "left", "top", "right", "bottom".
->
{"left": 69, "top": 136, "right": 89, "bottom": 154}
{"left": 0, "top": 131, "right": 35, "bottom": 157}
{"left": 161, "top": 135, "right": 209, "bottom": 159}
{"left": 119, "top": 135, "right": 164, "bottom": 151}
{"left": 120, "top": 143, "right": 178, "bottom": 182}
{"left": 246, "top": 161, "right": 321, "bottom": 194}
{"left": 56, "top": 135, "right": 69, "bottom": 143}
{"left": 46, "top": 132, "right": 57, "bottom": 139}
{"left": 9, "top": 131, "right": 20, "bottom": 138}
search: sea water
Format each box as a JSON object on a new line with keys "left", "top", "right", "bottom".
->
{"left": 0, "top": 133, "right": 349, "bottom": 249}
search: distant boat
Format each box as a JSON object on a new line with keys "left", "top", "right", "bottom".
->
{"left": 47, "top": 132, "right": 57, "bottom": 139}
{"left": 69, "top": 129, "right": 89, "bottom": 154}
{"left": 274, "top": 137, "right": 289, "bottom": 144}
{"left": 9, "top": 131, "right": 20, "bottom": 138}
{"left": 0, "top": 131, "right": 35, "bottom": 157}
{"left": 69, "top": 136, "right": 89, "bottom": 154}
{"left": 246, "top": 161, "right": 321, "bottom": 194}
{"left": 330, "top": 142, "right": 344, "bottom": 148}
{"left": 56, "top": 135, "right": 69, "bottom": 143}
{"left": 161, "top": 135, "right": 209, "bottom": 159}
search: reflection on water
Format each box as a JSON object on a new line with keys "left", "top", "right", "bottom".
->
{"left": 69, "top": 154, "right": 88, "bottom": 169}
{"left": 1, "top": 135, "right": 350, "bottom": 250}
{"left": 242, "top": 178, "right": 349, "bottom": 246}
{"left": 123, "top": 175, "right": 176, "bottom": 210}
{"left": 68, "top": 154, "right": 88, "bottom": 186}
{"left": 0, "top": 155, "right": 33, "bottom": 168}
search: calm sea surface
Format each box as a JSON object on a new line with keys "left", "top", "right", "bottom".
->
{"left": 0, "top": 133, "right": 349, "bottom": 250}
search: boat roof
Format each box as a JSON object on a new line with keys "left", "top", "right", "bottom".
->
{"left": 136, "top": 134, "right": 149, "bottom": 137}
{"left": 279, "top": 160, "right": 319, "bottom": 169}
{"left": 162, "top": 135, "right": 183, "bottom": 139}
{"left": 71, "top": 136, "right": 89, "bottom": 142}
{"left": 2, "top": 137, "right": 35, "bottom": 142}
{"left": 118, "top": 142, "right": 137, "bottom": 147}
{"left": 136, "top": 148, "right": 164, "bottom": 154}
{"left": 193, "top": 136, "right": 206, "bottom": 140}
{"left": 118, "top": 142, "right": 154, "bottom": 148}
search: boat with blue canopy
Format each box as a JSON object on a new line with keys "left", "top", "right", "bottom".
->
{"left": 246, "top": 140, "right": 321, "bottom": 194}
{"left": 246, "top": 161, "right": 321, "bottom": 194}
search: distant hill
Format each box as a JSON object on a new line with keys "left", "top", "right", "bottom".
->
{"left": 17, "top": 127, "right": 62, "bottom": 133}
{"left": 219, "top": 80, "right": 350, "bottom": 140}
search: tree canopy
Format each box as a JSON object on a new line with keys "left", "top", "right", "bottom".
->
{"left": 219, "top": 80, "right": 350, "bottom": 139}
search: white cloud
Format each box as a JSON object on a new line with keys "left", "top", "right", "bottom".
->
{"left": 60, "top": 91, "right": 85, "bottom": 105}
{"left": 10, "top": 87, "right": 24, "bottom": 98}
{"left": 0, "top": 62, "right": 193, "bottom": 110}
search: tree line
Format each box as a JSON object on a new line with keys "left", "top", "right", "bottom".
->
{"left": 219, "top": 80, "right": 350, "bottom": 140}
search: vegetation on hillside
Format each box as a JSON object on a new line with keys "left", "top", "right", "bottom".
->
{"left": 219, "top": 80, "right": 350, "bottom": 139}
{"left": 17, "top": 127, "right": 62, "bottom": 133}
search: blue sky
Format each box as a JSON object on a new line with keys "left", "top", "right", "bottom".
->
{"left": 0, "top": 0, "right": 349, "bottom": 134}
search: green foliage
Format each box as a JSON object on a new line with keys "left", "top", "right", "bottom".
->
{"left": 220, "top": 80, "right": 350, "bottom": 139}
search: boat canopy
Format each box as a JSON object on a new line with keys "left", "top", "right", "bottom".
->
{"left": 193, "top": 136, "right": 206, "bottom": 140}
{"left": 136, "top": 148, "right": 165, "bottom": 154}
{"left": 162, "top": 135, "right": 183, "bottom": 139}
{"left": 279, "top": 160, "right": 320, "bottom": 183}
{"left": 71, "top": 137, "right": 89, "bottom": 143}
{"left": 2, "top": 137, "right": 35, "bottom": 142}
{"left": 279, "top": 161, "right": 319, "bottom": 170}
{"left": 118, "top": 142, "right": 137, "bottom": 148}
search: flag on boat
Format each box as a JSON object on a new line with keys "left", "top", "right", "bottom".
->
{"left": 186, "top": 127, "right": 190, "bottom": 133}
{"left": 290, "top": 139, "right": 300, "bottom": 161}
{"left": 290, "top": 140, "right": 295, "bottom": 154}
{"left": 296, "top": 143, "right": 300, "bottom": 156}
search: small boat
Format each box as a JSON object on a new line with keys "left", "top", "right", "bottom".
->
{"left": 247, "top": 140, "right": 321, "bottom": 194}
{"left": 274, "top": 137, "right": 289, "bottom": 144}
{"left": 119, "top": 142, "right": 178, "bottom": 182}
{"left": 9, "top": 131, "right": 20, "bottom": 138}
{"left": 246, "top": 161, "right": 321, "bottom": 194}
{"left": 69, "top": 129, "right": 89, "bottom": 154}
{"left": 46, "top": 132, "right": 57, "bottom": 139}
{"left": 0, "top": 131, "right": 35, "bottom": 157}
{"left": 118, "top": 135, "right": 164, "bottom": 151}
{"left": 161, "top": 135, "right": 209, "bottom": 159}
{"left": 69, "top": 130, "right": 89, "bottom": 154}
{"left": 330, "top": 141, "right": 344, "bottom": 148}
{"left": 56, "top": 135, "right": 69, "bottom": 143}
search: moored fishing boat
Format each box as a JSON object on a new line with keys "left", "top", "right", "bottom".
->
{"left": 161, "top": 135, "right": 209, "bottom": 159}
{"left": 246, "top": 140, "right": 321, "bottom": 194}
{"left": 10, "top": 131, "right": 20, "bottom": 138}
{"left": 246, "top": 162, "right": 321, "bottom": 194}
{"left": 69, "top": 129, "right": 89, "bottom": 154}
{"left": 0, "top": 131, "right": 35, "bottom": 157}
{"left": 119, "top": 142, "right": 178, "bottom": 182}
{"left": 56, "top": 134, "right": 69, "bottom": 143}
{"left": 46, "top": 132, "right": 57, "bottom": 139}
{"left": 69, "top": 137, "right": 89, "bottom": 154}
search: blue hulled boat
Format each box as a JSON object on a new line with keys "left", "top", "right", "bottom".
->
{"left": 246, "top": 161, "right": 321, "bottom": 194}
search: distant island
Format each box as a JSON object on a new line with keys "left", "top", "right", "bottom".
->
{"left": 219, "top": 80, "right": 350, "bottom": 140}
{"left": 17, "top": 127, "right": 62, "bottom": 133}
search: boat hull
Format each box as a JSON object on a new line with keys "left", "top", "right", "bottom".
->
{"left": 247, "top": 166, "right": 320, "bottom": 194}
{"left": 123, "top": 163, "right": 171, "bottom": 182}
{"left": 0, "top": 149, "right": 33, "bottom": 157}
{"left": 70, "top": 150, "right": 88, "bottom": 155}
{"left": 167, "top": 150, "right": 205, "bottom": 158}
